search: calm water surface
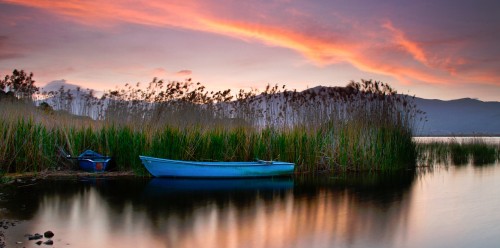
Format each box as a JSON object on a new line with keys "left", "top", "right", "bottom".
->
{"left": 1, "top": 163, "right": 500, "bottom": 247}
{"left": 414, "top": 136, "right": 500, "bottom": 144}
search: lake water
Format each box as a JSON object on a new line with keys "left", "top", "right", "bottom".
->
{"left": 414, "top": 136, "right": 500, "bottom": 144}
{"left": 1, "top": 160, "right": 500, "bottom": 248}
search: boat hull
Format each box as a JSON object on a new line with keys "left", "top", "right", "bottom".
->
{"left": 139, "top": 156, "right": 295, "bottom": 178}
{"left": 78, "top": 158, "right": 111, "bottom": 172}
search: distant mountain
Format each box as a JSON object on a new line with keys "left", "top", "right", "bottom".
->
{"left": 298, "top": 87, "right": 500, "bottom": 135}
{"left": 414, "top": 97, "right": 500, "bottom": 136}
{"left": 40, "top": 80, "right": 81, "bottom": 92}
{"left": 37, "top": 80, "right": 105, "bottom": 119}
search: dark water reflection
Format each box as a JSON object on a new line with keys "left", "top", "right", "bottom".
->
{"left": 1, "top": 164, "right": 500, "bottom": 247}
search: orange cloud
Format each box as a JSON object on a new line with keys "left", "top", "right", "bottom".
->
{"left": 3, "top": 0, "right": 498, "bottom": 86}
{"left": 200, "top": 19, "right": 353, "bottom": 65}
{"left": 382, "top": 21, "right": 431, "bottom": 67}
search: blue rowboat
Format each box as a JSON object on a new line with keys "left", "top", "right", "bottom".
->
{"left": 78, "top": 150, "right": 111, "bottom": 172}
{"left": 139, "top": 156, "right": 295, "bottom": 178}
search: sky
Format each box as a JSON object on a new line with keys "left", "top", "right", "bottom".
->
{"left": 1, "top": 0, "right": 499, "bottom": 101}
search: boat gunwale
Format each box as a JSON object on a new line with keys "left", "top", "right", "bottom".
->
{"left": 139, "top": 155, "right": 294, "bottom": 168}
{"left": 78, "top": 158, "right": 112, "bottom": 163}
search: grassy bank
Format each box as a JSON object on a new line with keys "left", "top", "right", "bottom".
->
{"left": 0, "top": 118, "right": 415, "bottom": 174}
{"left": 1, "top": 79, "right": 418, "bottom": 175}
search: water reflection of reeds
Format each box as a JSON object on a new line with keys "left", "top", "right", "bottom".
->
{"left": 1, "top": 173, "right": 415, "bottom": 247}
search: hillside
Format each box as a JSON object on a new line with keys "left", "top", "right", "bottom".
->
{"left": 415, "top": 98, "right": 500, "bottom": 136}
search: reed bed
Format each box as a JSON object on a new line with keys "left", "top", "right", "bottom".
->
{"left": 1, "top": 79, "right": 419, "bottom": 174}
{"left": 416, "top": 138, "right": 499, "bottom": 166}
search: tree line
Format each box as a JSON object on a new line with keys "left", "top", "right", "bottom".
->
{"left": 0, "top": 69, "right": 38, "bottom": 101}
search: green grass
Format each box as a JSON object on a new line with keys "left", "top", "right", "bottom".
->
{"left": 417, "top": 138, "right": 499, "bottom": 166}
{"left": 0, "top": 116, "right": 416, "bottom": 174}
{"left": 468, "top": 138, "right": 498, "bottom": 165}
{"left": 450, "top": 141, "right": 469, "bottom": 165}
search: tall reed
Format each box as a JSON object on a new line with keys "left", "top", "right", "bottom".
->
{"left": 417, "top": 138, "right": 499, "bottom": 166}
{"left": 1, "top": 79, "right": 419, "bottom": 174}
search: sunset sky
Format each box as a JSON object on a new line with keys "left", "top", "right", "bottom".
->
{"left": 1, "top": 0, "right": 499, "bottom": 100}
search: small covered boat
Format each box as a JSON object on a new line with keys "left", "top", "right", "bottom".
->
{"left": 139, "top": 156, "right": 295, "bottom": 178}
{"left": 78, "top": 150, "right": 111, "bottom": 172}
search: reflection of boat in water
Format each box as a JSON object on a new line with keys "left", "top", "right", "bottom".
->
{"left": 139, "top": 156, "right": 295, "bottom": 178}
{"left": 143, "top": 178, "right": 294, "bottom": 196}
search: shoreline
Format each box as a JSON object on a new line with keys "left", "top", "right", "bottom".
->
{"left": 1, "top": 170, "right": 139, "bottom": 182}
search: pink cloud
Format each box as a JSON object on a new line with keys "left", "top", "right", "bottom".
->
{"left": 151, "top": 67, "right": 168, "bottom": 78}
{"left": 3, "top": 0, "right": 499, "bottom": 86}
{"left": 175, "top": 70, "right": 192, "bottom": 77}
